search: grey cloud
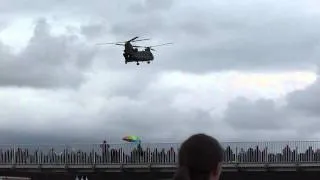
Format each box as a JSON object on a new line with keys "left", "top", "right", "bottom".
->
{"left": 284, "top": 76, "right": 320, "bottom": 137}
{"left": 144, "top": 0, "right": 174, "bottom": 11}
{"left": 0, "top": 65, "right": 221, "bottom": 144}
{"left": 109, "top": 12, "right": 169, "bottom": 39}
{"left": 0, "top": 0, "right": 147, "bottom": 17}
{"left": 222, "top": 73, "right": 320, "bottom": 139}
{"left": 94, "top": 88, "right": 215, "bottom": 142}
{"left": 286, "top": 76, "right": 320, "bottom": 115}
{"left": 0, "top": 18, "right": 96, "bottom": 88}
{"left": 227, "top": 129, "right": 301, "bottom": 141}
{"left": 0, "top": 91, "right": 215, "bottom": 144}
{"left": 0, "top": 22, "right": 7, "bottom": 32}
{"left": 6, "top": 0, "right": 319, "bottom": 73}
{"left": 224, "top": 97, "right": 287, "bottom": 130}
{"left": 0, "top": 130, "right": 100, "bottom": 145}
{"left": 128, "top": 0, "right": 174, "bottom": 14}
{"left": 81, "top": 23, "right": 107, "bottom": 40}
{"left": 0, "top": 0, "right": 86, "bottom": 14}
{"left": 103, "top": 0, "right": 320, "bottom": 72}
{"left": 160, "top": 15, "right": 320, "bottom": 72}
{"left": 105, "top": 70, "right": 160, "bottom": 98}
{"left": 1, "top": 71, "right": 320, "bottom": 144}
{"left": 2, "top": 0, "right": 320, "bottom": 145}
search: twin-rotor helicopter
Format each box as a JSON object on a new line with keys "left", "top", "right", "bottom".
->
{"left": 96, "top": 36, "right": 172, "bottom": 65}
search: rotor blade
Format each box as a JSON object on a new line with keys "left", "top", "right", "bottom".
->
{"left": 132, "top": 38, "right": 150, "bottom": 42}
{"left": 96, "top": 42, "right": 126, "bottom": 45}
{"left": 95, "top": 42, "right": 115, "bottom": 45}
{"left": 96, "top": 37, "right": 150, "bottom": 45}
{"left": 132, "top": 45, "right": 144, "bottom": 48}
{"left": 129, "top": 36, "right": 139, "bottom": 42}
{"left": 151, "top": 48, "right": 156, "bottom": 51}
{"left": 149, "top": 43, "right": 173, "bottom": 47}
{"left": 115, "top": 43, "right": 125, "bottom": 46}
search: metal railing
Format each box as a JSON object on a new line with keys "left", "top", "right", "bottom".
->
{"left": 0, "top": 141, "right": 319, "bottom": 165}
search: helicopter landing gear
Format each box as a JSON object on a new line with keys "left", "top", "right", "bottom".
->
{"left": 147, "top": 61, "right": 150, "bottom": 64}
{"left": 125, "top": 61, "right": 127, "bottom": 64}
{"left": 136, "top": 62, "right": 140, "bottom": 65}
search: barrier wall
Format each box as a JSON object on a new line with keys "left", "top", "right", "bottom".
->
{"left": 0, "top": 141, "right": 320, "bottom": 165}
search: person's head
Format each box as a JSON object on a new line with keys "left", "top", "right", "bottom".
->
{"left": 173, "top": 133, "right": 223, "bottom": 180}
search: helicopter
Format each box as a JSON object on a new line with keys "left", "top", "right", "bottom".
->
{"left": 96, "top": 36, "right": 172, "bottom": 65}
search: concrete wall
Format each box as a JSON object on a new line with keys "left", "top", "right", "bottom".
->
{"left": 1, "top": 171, "right": 320, "bottom": 180}
{"left": 221, "top": 172, "right": 320, "bottom": 180}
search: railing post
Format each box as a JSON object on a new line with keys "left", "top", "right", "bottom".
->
{"left": 66, "top": 144, "right": 69, "bottom": 166}
{"left": 12, "top": 144, "right": 16, "bottom": 166}
{"left": 235, "top": 147, "right": 238, "bottom": 163}
{"left": 37, "top": 146, "right": 40, "bottom": 165}
{"left": 64, "top": 144, "right": 67, "bottom": 166}
{"left": 266, "top": 146, "right": 268, "bottom": 163}
{"left": 93, "top": 144, "right": 96, "bottom": 165}
{"left": 296, "top": 146, "right": 298, "bottom": 163}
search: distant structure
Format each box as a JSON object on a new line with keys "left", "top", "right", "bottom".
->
{"left": 1, "top": 141, "right": 320, "bottom": 179}
{"left": 75, "top": 176, "right": 88, "bottom": 180}
{"left": 0, "top": 177, "right": 31, "bottom": 180}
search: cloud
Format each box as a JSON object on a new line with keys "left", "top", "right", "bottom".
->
{"left": 0, "top": 84, "right": 215, "bottom": 144}
{"left": 286, "top": 77, "right": 320, "bottom": 116}
{"left": 221, "top": 73, "right": 320, "bottom": 140}
{"left": 0, "top": 69, "right": 316, "bottom": 144}
{"left": 128, "top": 0, "right": 174, "bottom": 14}
{"left": 224, "top": 97, "right": 288, "bottom": 130}
{"left": 4, "top": 0, "right": 319, "bottom": 73}
{"left": 76, "top": 0, "right": 320, "bottom": 73}
{"left": 80, "top": 23, "right": 107, "bottom": 40}
{"left": 1, "top": 0, "right": 320, "bottom": 145}
{"left": 0, "top": 18, "right": 96, "bottom": 88}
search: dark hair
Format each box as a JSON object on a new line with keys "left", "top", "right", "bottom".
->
{"left": 173, "top": 133, "right": 223, "bottom": 180}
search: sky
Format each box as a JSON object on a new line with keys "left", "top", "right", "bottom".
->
{"left": 1, "top": 0, "right": 320, "bottom": 146}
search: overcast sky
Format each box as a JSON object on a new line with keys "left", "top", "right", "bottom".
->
{"left": 1, "top": 0, "right": 320, "bottom": 146}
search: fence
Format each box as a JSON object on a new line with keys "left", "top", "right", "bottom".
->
{"left": 0, "top": 141, "right": 320, "bottom": 165}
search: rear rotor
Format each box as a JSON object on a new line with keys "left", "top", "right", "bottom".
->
{"left": 132, "top": 42, "right": 173, "bottom": 51}
{"left": 96, "top": 36, "right": 150, "bottom": 46}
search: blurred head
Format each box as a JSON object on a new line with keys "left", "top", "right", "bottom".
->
{"left": 173, "top": 134, "right": 223, "bottom": 180}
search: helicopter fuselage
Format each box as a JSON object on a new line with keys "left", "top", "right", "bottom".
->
{"left": 123, "top": 49, "right": 154, "bottom": 65}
